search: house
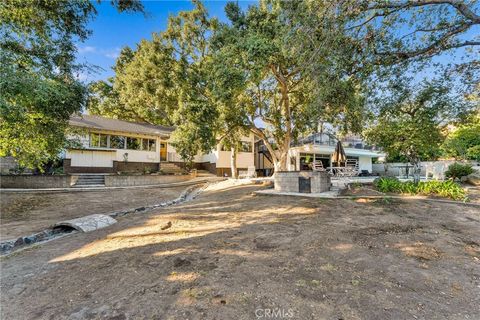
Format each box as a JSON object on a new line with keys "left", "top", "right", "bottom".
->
{"left": 64, "top": 115, "right": 255, "bottom": 176}
{"left": 255, "top": 132, "right": 385, "bottom": 176}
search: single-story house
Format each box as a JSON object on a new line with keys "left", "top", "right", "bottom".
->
{"left": 65, "top": 114, "right": 255, "bottom": 176}
{"left": 255, "top": 132, "right": 385, "bottom": 176}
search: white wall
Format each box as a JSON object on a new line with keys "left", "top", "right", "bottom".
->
{"left": 214, "top": 134, "right": 255, "bottom": 168}
{"left": 67, "top": 130, "right": 255, "bottom": 169}
{"left": 68, "top": 150, "right": 116, "bottom": 167}
{"left": 358, "top": 156, "right": 372, "bottom": 172}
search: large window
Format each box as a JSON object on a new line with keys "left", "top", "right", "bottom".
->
{"left": 90, "top": 133, "right": 108, "bottom": 148}
{"left": 89, "top": 133, "right": 156, "bottom": 151}
{"left": 110, "top": 135, "right": 125, "bottom": 149}
{"left": 240, "top": 141, "right": 252, "bottom": 153}
{"left": 126, "top": 137, "right": 141, "bottom": 150}
{"left": 142, "top": 138, "right": 156, "bottom": 151}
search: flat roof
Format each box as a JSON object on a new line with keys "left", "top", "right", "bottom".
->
{"left": 69, "top": 115, "right": 174, "bottom": 137}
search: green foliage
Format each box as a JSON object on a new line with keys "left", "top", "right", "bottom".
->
{"left": 210, "top": 0, "right": 368, "bottom": 170}
{"left": 374, "top": 177, "right": 467, "bottom": 201}
{"left": 0, "top": 0, "right": 143, "bottom": 170}
{"left": 0, "top": 60, "right": 86, "bottom": 169}
{"left": 445, "top": 163, "right": 475, "bottom": 180}
{"left": 365, "top": 81, "right": 462, "bottom": 165}
{"left": 89, "top": 1, "right": 219, "bottom": 163}
{"left": 442, "top": 120, "right": 480, "bottom": 161}
{"left": 467, "top": 145, "right": 480, "bottom": 161}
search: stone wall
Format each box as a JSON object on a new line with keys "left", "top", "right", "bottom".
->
{"left": 0, "top": 157, "right": 18, "bottom": 174}
{"left": 274, "top": 171, "right": 331, "bottom": 193}
{"left": 1, "top": 175, "right": 72, "bottom": 189}
{"left": 104, "top": 174, "right": 192, "bottom": 187}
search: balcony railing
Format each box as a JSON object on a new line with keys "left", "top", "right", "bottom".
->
{"left": 292, "top": 133, "right": 380, "bottom": 151}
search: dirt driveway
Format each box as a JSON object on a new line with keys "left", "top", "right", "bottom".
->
{"left": 1, "top": 186, "right": 186, "bottom": 240}
{"left": 1, "top": 184, "right": 479, "bottom": 319}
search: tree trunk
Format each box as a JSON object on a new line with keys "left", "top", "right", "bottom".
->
{"left": 409, "top": 155, "right": 421, "bottom": 183}
{"left": 276, "top": 150, "right": 288, "bottom": 172}
{"left": 230, "top": 146, "right": 238, "bottom": 179}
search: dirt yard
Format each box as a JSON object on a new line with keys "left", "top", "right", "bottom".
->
{"left": 1, "top": 184, "right": 479, "bottom": 319}
{"left": 1, "top": 186, "right": 187, "bottom": 240}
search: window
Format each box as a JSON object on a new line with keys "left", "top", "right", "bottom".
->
{"left": 90, "top": 133, "right": 108, "bottom": 148}
{"left": 110, "top": 135, "right": 125, "bottom": 149}
{"left": 142, "top": 138, "right": 156, "bottom": 151}
{"left": 126, "top": 137, "right": 141, "bottom": 150}
{"left": 240, "top": 141, "right": 252, "bottom": 153}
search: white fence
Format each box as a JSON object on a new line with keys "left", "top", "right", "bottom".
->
{"left": 372, "top": 160, "right": 479, "bottom": 180}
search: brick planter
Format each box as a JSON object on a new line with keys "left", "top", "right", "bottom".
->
{"left": 274, "top": 171, "right": 331, "bottom": 193}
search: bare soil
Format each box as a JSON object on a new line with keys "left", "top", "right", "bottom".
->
{"left": 1, "top": 184, "right": 480, "bottom": 319}
{"left": 0, "top": 187, "right": 186, "bottom": 240}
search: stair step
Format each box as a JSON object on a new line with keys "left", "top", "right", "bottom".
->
{"left": 75, "top": 180, "right": 105, "bottom": 185}
{"left": 72, "top": 184, "right": 105, "bottom": 188}
{"left": 74, "top": 175, "right": 105, "bottom": 187}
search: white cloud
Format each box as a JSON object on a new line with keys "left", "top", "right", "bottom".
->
{"left": 78, "top": 46, "right": 96, "bottom": 54}
{"left": 102, "top": 47, "right": 121, "bottom": 59}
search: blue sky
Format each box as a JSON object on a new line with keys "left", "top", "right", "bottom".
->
{"left": 76, "top": 0, "right": 478, "bottom": 86}
{"left": 76, "top": 1, "right": 256, "bottom": 82}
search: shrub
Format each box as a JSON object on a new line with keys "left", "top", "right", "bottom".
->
{"left": 445, "top": 163, "right": 474, "bottom": 180}
{"left": 373, "top": 177, "right": 400, "bottom": 192}
{"left": 374, "top": 177, "right": 467, "bottom": 201}
{"left": 466, "top": 145, "right": 480, "bottom": 162}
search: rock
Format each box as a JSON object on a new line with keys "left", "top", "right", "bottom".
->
{"left": 54, "top": 214, "right": 117, "bottom": 233}
{"left": 466, "top": 173, "right": 480, "bottom": 186}
{"left": 23, "top": 235, "right": 37, "bottom": 244}
{"left": 161, "top": 222, "right": 172, "bottom": 230}
{"left": 13, "top": 237, "right": 24, "bottom": 247}
{"left": 173, "top": 257, "right": 191, "bottom": 267}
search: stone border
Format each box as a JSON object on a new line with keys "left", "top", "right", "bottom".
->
{"left": 0, "top": 182, "right": 210, "bottom": 256}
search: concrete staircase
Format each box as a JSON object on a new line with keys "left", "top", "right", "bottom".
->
{"left": 160, "top": 162, "right": 185, "bottom": 175}
{"left": 73, "top": 175, "right": 105, "bottom": 188}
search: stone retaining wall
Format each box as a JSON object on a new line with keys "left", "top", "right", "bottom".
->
{"left": 104, "top": 174, "right": 192, "bottom": 187}
{"left": 274, "top": 171, "right": 331, "bottom": 193}
{"left": 0, "top": 157, "right": 18, "bottom": 174}
{"left": 1, "top": 175, "right": 72, "bottom": 189}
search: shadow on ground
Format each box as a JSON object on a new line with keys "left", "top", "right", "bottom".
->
{"left": 1, "top": 184, "right": 479, "bottom": 319}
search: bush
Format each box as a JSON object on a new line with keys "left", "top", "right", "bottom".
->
{"left": 374, "top": 177, "right": 467, "bottom": 201}
{"left": 445, "top": 163, "right": 474, "bottom": 180}
{"left": 466, "top": 145, "right": 480, "bottom": 162}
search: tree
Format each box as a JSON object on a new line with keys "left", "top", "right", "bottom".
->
{"left": 442, "top": 115, "right": 480, "bottom": 161}
{"left": 89, "top": 1, "right": 220, "bottom": 166}
{"left": 209, "top": 1, "right": 367, "bottom": 171}
{"left": 87, "top": 47, "right": 137, "bottom": 120}
{"left": 349, "top": 1, "right": 479, "bottom": 96}
{"left": 0, "top": 0, "right": 143, "bottom": 170}
{"left": 365, "top": 80, "right": 468, "bottom": 182}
